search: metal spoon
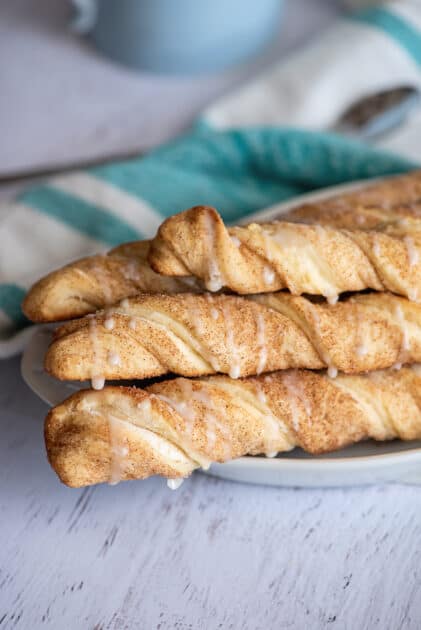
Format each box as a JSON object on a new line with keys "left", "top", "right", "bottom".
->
{"left": 332, "top": 85, "right": 420, "bottom": 140}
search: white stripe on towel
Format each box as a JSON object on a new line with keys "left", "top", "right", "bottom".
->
{"left": 51, "top": 172, "right": 163, "bottom": 238}
{"left": 0, "top": 203, "right": 106, "bottom": 287}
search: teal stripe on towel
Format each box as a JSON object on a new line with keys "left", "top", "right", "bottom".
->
{"left": 22, "top": 186, "right": 141, "bottom": 247}
{"left": 92, "top": 129, "right": 416, "bottom": 224}
{"left": 350, "top": 7, "right": 421, "bottom": 66}
{"left": 0, "top": 284, "right": 28, "bottom": 328}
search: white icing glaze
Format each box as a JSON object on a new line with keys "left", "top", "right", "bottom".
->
{"left": 137, "top": 398, "right": 152, "bottom": 415}
{"left": 404, "top": 236, "right": 419, "bottom": 267}
{"left": 326, "top": 294, "right": 338, "bottom": 305}
{"left": 159, "top": 381, "right": 232, "bottom": 459}
{"left": 107, "top": 352, "right": 121, "bottom": 367}
{"left": 157, "top": 393, "right": 192, "bottom": 422}
{"left": 211, "top": 308, "right": 219, "bottom": 320}
{"left": 230, "top": 235, "right": 241, "bottom": 247}
{"left": 104, "top": 317, "right": 115, "bottom": 331}
{"left": 192, "top": 389, "right": 228, "bottom": 453}
{"left": 408, "top": 287, "right": 419, "bottom": 302}
{"left": 90, "top": 259, "right": 114, "bottom": 305}
{"left": 188, "top": 382, "right": 233, "bottom": 456}
{"left": 167, "top": 478, "right": 184, "bottom": 490}
{"left": 393, "top": 362, "right": 402, "bottom": 370}
{"left": 263, "top": 266, "right": 275, "bottom": 285}
{"left": 260, "top": 228, "right": 274, "bottom": 262}
{"left": 207, "top": 270, "right": 223, "bottom": 292}
{"left": 120, "top": 258, "right": 142, "bottom": 286}
{"left": 91, "top": 376, "right": 105, "bottom": 390}
{"left": 355, "top": 308, "right": 368, "bottom": 358}
{"left": 222, "top": 303, "right": 241, "bottom": 379}
{"left": 260, "top": 230, "right": 278, "bottom": 286}
{"left": 129, "top": 318, "right": 137, "bottom": 330}
{"left": 356, "top": 343, "right": 368, "bottom": 357}
{"left": 229, "top": 365, "right": 241, "bottom": 379}
{"left": 307, "top": 303, "right": 338, "bottom": 378}
{"left": 256, "top": 389, "right": 267, "bottom": 404}
{"left": 108, "top": 414, "right": 128, "bottom": 485}
{"left": 254, "top": 382, "right": 283, "bottom": 454}
{"left": 372, "top": 235, "right": 381, "bottom": 257}
{"left": 282, "top": 372, "right": 305, "bottom": 431}
{"left": 120, "top": 298, "right": 130, "bottom": 310}
{"left": 283, "top": 372, "right": 313, "bottom": 431}
{"left": 395, "top": 303, "right": 410, "bottom": 359}
{"left": 180, "top": 276, "right": 200, "bottom": 289}
{"left": 204, "top": 212, "right": 224, "bottom": 292}
{"left": 255, "top": 312, "right": 268, "bottom": 375}
{"left": 88, "top": 317, "right": 105, "bottom": 390}
{"left": 186, "top": 295, "right": 220, "bottom": 372}
{"left": 188, "top": 295, "right": 205, "bottom": 337}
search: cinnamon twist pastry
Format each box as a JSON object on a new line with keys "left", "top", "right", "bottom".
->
{"left": 148, "top": 205, "right": 421, "bottom": 300}
{"left": 22, "top": 240, "right": 201, "bottom": 323}
{"left": 45, "top": 292, "right": 421, "bottom": 383}
{"left": 285, "top": 170, "right": 421, "bottom": 230}
{"left": 45, "top": 367, "right": 421, "bottom": 487}
{"left": 22, "top": 172, "right": 421, "bottom": 322}
{"left": 286, "top": 201, "right": 421, "bottom": 231}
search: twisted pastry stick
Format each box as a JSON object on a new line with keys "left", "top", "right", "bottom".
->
{"left": 148, "top": 205, "right": 421, "bottom": 300}
{"left": 45, "top": 292, "right": 421, "bottom": 383}
{"left": 286, "top": 201, "right": 421, "bottom": 231}
{"left": 22, "top": 172, "right": 421, "bottom": 322}
{"left": 286, "top": 170, "right": 421, "bottom": 229}
{"left": 45, "top": 367, "right": 421, "bottom": 487}
{"left": 22, "top": 240, "right": 202, "bottom": 323}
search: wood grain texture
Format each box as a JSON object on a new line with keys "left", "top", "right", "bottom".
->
{"left": 1, "top": 357, "right": 421, "bottom": 630}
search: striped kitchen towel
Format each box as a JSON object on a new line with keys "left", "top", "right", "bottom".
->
{"left": 1, "top": 0, "right": 421, "bottom": 356}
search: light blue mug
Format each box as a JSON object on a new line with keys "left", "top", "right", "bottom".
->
{"left": 71, "top": 0, "right": 283, "bottom": 74}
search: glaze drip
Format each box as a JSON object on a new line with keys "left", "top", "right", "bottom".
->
{"left": 222, "top": 303, "right": 241, "bottom": 378}
{"left": 204, "top": 212, "right": 224, "bottom": 292}
{"left": 167, "top": 478, "right": 184, "bottom": 490}
{"left": 108, "top": 352, "right": 121, "bottom": 367}
{"left": 108, "top": 414, "right": 128, "bottom": 485}
{"left": 404, "top": 236, "right": 419, "bottom": 267}
{"left": 104, "top": 317, "right": 115, "bottom": 331}
{"left": 283, "top": 372, "right": 313, "bottom": 431}
{"left": 394, "top": 303, "right": 410, "bottom": 362}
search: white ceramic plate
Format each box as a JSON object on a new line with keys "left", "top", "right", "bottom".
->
{"left": 21, "top": 180, "right": 421, "bottom": 487}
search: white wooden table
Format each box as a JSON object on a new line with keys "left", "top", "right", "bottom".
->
{"left": 2, "top": 1, "right": 421, "bottom": 628}
{"left": 2, "top": 356, "right": 421, "bottom": 629}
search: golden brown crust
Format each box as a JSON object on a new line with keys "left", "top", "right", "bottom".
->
{"left": 22, "top": 241, "right": 202, "bottom": 323}
{"left": 148, "top": 203, "right": 421, "bottom": 300}
{"left": 285, "top": 202, "right": 421, "bottom": 230}
{"left": 44, "top": 292, "right": 421, "bottom": 381}
{"left": 23, "top": 172, "right": 421, "bottom": 322}
{"left": 45, "top": 367, "right": 421, "bottom": 487}
{"left": 284, "top": 171, "right": 421, "bottom": 229}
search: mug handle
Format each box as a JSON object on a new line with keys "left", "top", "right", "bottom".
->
{"left": 69, "top": 0, "right": 98, "bottom": 34}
